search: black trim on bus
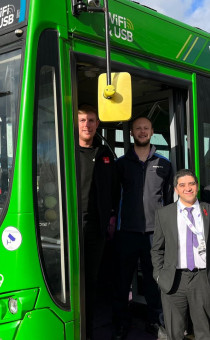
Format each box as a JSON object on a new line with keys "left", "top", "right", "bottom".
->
{"left": 0, "top": 25, "right": 27, "bottom": 48}
{"left": 33, "top": 29, "right": 70, "bottom": 311}
{"left": 0, "top": 39, "right": 24, "bottom": 53}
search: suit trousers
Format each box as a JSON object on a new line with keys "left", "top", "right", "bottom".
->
{"left": 161, "top": 269, "right": 210, "bottom": 340}
{"left": 113, "top": 231, "right": 162, "bottom": 328}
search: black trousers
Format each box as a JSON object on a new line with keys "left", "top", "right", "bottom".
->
{"left": 83, "top": 216, "right": 106, "bottom": 337}
{"left": 161, "top": 269, "right": 210, "bottom": 340}
{"left": 113, "top": 231, "right": 162, "bottom": 328}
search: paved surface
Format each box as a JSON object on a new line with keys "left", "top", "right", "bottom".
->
{"left": 93, "top": 288, "right": 157, "bottom": 340}
{"left": 92, "top": 241, "right": 159, "bottom": 340}
{"left": 92, "top": 241, "right": 195, "bottom": 340}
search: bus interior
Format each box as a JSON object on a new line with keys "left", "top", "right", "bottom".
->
{"left": 76, "top": 56, "right": 190, "bottom": 171}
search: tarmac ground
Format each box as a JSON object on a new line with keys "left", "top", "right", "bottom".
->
{"left": 92, "top": 241, "right": 195, "bottom": 340}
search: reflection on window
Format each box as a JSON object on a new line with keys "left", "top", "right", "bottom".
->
{"left": 203, "top": 123, "right": 210, "bottom": 185}
{"left": 151, "top": 134, "right": 169, "bottom": 159}
{"left": 115, "top": 147, "right": 124, "bottom": 158}
{"left": 36, "top": 65, "right": 68, "bottom": 306}
{"left": 184, "top": 135, "right": 188, "bottom": 168}
{"left": 0, "top": 50, "right": 21, "bottom": 216}
{"left": 116, "top": 130, "right": 124, "bottom": 143}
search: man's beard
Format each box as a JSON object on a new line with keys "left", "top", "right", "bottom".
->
{"left": 133, "top": 136, "right": 150, "bottom": 147}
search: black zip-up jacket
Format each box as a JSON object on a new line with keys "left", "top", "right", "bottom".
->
{"left": 80, "top": 143, "right": 118, "bottom": 236}
{"left": 116, "top": 145, "right": 174, "bottom": 233}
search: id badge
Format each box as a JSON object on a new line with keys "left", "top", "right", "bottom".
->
{"left": 198, "top": 239, "right": 206, "bottom": 256}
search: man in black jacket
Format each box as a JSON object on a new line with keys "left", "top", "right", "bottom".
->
{"left": 78, "top": 104, "right": 117, "bottom": 340}
{"left": 112, "top": 116, "right": 173, "bottom": 339}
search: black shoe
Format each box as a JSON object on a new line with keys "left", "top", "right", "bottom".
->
{"left": 86, "top": 331, "right": 93, "bottom": 340}
{"left": 112, "top": 325, "right": 128, "bottom": 340}
{"left": 86, "top": 336, "right": 93, "bottom": 340}
{"left": 146, "top": 323, "right": 167, "bottom": 339}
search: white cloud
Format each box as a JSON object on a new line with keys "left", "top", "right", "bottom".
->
{"left": 138, "top": 0, "right": 210, "bottom": 33}
{"left": 138, "top": 0, "right": 192, "bottom": 20}
{"left": 186, "top": 0, "right": 210, "bottom": 33}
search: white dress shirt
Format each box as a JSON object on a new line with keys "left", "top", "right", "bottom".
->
{"left": 176, "top": 199, "right": 206, "bottom": 269}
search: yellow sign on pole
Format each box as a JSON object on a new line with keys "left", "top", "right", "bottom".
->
{"left": 98, "top": 72, "right": 132, "bottom": 122}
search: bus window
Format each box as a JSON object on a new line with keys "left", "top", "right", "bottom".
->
{"left": 0, "top": 49, "right": 21, "bottom": 216}
{"left": 150, "top": 134, "right": 169, "bottom": 159}
{"left": 115, "top": 129, "right": 125, "bottom": 157}
{"left": 34, "top": 31, "right": 69, "bottom": 308}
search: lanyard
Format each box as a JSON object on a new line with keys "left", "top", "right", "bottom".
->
{"left": 178, "top": 202, "right": 206, "bottom": 261}
{"left": 178, "top": 202, "right": 204, "bottom": 241}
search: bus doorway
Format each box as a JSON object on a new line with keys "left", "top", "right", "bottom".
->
{"left": 74, "top": 56, "right": 192, "bottom": 338}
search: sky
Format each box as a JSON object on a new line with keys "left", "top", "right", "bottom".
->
{"left": 138, "top": 0, "right": 210, "bottom": 33}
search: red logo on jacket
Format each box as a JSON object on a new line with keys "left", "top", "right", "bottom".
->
{"left": 203, "top": 208, "right": 208, "bottom": 216}
{"left": 103, "top": 157, "right": 110, "bottom": 164}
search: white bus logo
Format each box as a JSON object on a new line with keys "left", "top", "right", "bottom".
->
{"left": 109, "top": 13, "right": 134, "bottom": 43}
{"left": 0, "top": 4, "right": 15, "bottom": 28}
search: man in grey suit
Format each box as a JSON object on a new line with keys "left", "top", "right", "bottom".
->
{"left": 151, "top": 169, "right": 210, "bottom": 340}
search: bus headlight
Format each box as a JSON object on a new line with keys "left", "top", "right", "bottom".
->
{"left": 8, "top": 298, "right": 18, "bottom": 314}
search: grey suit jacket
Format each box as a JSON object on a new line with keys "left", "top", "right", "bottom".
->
{"left": 151, "top": 201, "right": 210, "bottom": 293}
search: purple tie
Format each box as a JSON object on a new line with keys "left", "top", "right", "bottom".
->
{"left": 185, "top": 207, "right": 199, "bottom": 271}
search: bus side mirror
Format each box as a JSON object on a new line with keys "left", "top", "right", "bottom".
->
{"left": 98, "top": 72, "right": 132, "bottom": 122}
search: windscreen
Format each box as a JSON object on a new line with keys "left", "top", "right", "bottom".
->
{"left": 0, "top": 49, "right": 21, "bottom": 215}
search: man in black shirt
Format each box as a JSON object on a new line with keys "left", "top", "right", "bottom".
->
{"left": 78, "top": 104, "right": 117, "bottom": 340}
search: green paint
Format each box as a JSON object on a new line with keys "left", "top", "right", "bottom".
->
{"left": 68, "top": 0, "right": 210, "bottom": 72}
{"left": 192, "top": 73, "right": 200, "bottom": 182}
{"left": 0, "top": 321, "right": 21, "bottom": 340}
{"left": 195, "top": 40, "right": 210, "bottom": 69}
{"left": 183, "top": 37, "right": 206, "bottom": 64}
{"left": 15, "top": 309, "right": 66, "bottom": 339}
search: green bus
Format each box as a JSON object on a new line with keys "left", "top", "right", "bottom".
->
{"left": 0, "top": 0, "right": 210, "bottom": 338}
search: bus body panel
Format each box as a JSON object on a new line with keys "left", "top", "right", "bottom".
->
{"left": 67, "top": 0, "right": 210, "bottom": 72}
{"left": 15, "top": 309, "right": 65, "bottom": 339}
{"left": 0, "top": 321, "right": 20, "bottom": 339}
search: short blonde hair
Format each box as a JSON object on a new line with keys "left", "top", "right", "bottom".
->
{"left": 78, "top": 104, "right": 98, "bottom": 118}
